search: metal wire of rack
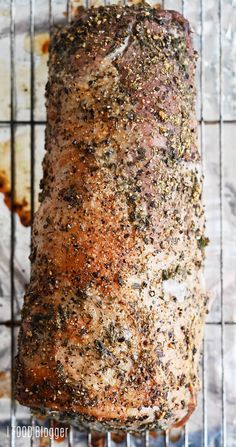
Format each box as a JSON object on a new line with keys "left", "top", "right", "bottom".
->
{"left": 1, "top": 0, "right": 235, "bottom": 446}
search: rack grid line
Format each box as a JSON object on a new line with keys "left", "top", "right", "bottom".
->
{"left": 5, "top": 0, "right": 231, "bottom": 446}
{"left": 218, "top": 0, "right": 226, "bottom": 445}
{"left": 1, "top": 119, "right": 235, "bottom": 126}
{"left": 9, "top": 1, "right": 16, "bottom": 446}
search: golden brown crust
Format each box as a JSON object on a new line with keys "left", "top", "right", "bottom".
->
{"left": 16, "top": 3, "right": 208, "bottom": 431}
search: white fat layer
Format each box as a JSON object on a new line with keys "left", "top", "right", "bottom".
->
{"left": 107, "top": 26, "right": 132, "bottom": 60}
{"left": 163, "top": 279, "right": 187, "bottom": 302}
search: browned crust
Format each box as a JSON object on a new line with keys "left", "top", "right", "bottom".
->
{"left": 16, "top": 3, "right": 208, "bottom": 432}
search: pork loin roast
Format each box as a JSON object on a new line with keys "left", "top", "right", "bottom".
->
{"left": 16, "top": 3, "right": 208, "bottom": 431}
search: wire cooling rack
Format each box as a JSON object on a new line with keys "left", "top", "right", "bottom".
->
{"left": 0, "top": 0, "right": 236, "bottom": 446}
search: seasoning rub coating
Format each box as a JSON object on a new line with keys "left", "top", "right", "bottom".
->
{"left": 16, "top": 3, "right": 208, "bottom": 432}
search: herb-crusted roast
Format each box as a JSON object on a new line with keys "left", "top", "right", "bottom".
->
{"left": 16, "top": 3, "right": 208, "bottom": 432}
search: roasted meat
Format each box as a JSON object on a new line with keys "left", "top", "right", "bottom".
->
{"left": 16, "top": 3, "right": 208, "bottom": 432}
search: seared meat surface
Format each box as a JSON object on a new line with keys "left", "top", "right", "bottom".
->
{"left": 16, "top": 3, "right": 208, "bottom": 431}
